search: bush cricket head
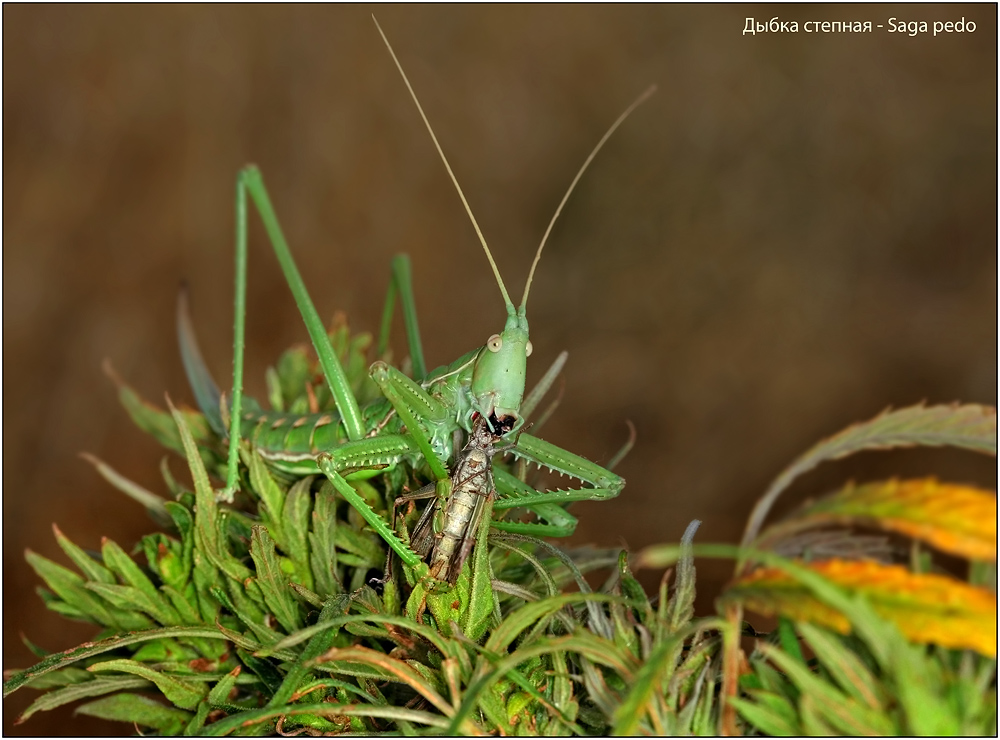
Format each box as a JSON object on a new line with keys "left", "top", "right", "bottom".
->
{"left": 375, "top": 16, "right": 654, "bottom": 437}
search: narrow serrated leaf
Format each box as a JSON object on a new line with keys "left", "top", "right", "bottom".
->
{"left": 282, "top": 476, "right": 314, "bottom": 589}
{"left": 207, "top": 666, "right": 242, "bottom": 707}
{"left": 612, "top": 630, "right": 690, "bottom": 734}
{"left": 184, "top": 699, "right": 212, "bottom": 735}
{"left": 168, "top": 398, "right": 250, "bottom": 582}
{"left": 796, "top": 622, "right": 884, "bottom": 710}
{"left": 484, "top": 593, "right": 621, "bottom": 656}
{"left": 79, "top": 452, "right": 172, "bottom": 528}
{"left": 237, "top": 648, "right": 285, "bottom": 697}
{"left": 164, "top": 500, "right": 195, "bottom": 581}
{"left": 19, "top": 634, "right": 51, "bottom": 659}
{"left": 730, "top": 693, "right": 800, "bottom": 736}
{"left": 201, "top": 702, "right": 449, "bottom": 736}
{"left": 105, "top": 361, "right": 212, "bottom": 452}
{"left": 191, "top": 550, "right": 222, "bottom": 624}
{"left": 41, "top": 599, "right": 90, "bottom": 622}
{"left": 743, "top": 404, "right": 997, "bottom": 546}
{"left": 88, "top": 659, "right": 208, "bottom": 709}
{"left": 332, "top": 526, "right": 383, "bottom": 563}
{"left": 769, "top": 478, "right": 996, "bottom": 562}
{"left": 19, "top": 666, "right": 91, "bottom": 690}
{"left": 761, "top": 642, "right": 895, "bottom": 734}
{"left": 309, "top": 482, "right": 339, "bottom": 596}
{"left": 160, "top": 455, "right": 190, "bottom": 498}
{"left": 267, "top": 597, "right": 347, "bottom": 709}
{"left": 217, "top": 581, "right": 285, "bottom": 648}
{"left": 50, "top": 525, "right": 116, "bottom": 586}
{"left": 3, "top": 626, "right": 226, "bottom": 697}
{"left": 725, "top": 559, "right": 997, "bottom": 656}
{"left": 248, "top": 450, "right": 287, "bottom": 546}
{"left": 100, "top": 538, "right": 182, "bottom": 625}
{"left": 464, "top": 496, "right": 496, "bottom": 642}
{"left": 161, "top": 584, "right": 202, "bottom": 625}
{"left": 249, "top": 525, "right": 302, "bottom": 633}
{"left": 315, "top": 646, "right": 453, "bottom": 717}
{"left": 75, "top": 691, "right": 191, "bottom": 733}
{"left": 24, "top": 549, "right": 142, "bottom": 630}
{"left": 85, "top": 582, "right": 163, "bottom": 619}
{"left": 17, "top": 676, "right": 151, "bottom": 723}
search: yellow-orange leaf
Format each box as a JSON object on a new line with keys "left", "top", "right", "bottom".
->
{"left": 725, "top": 559, "right": 997, "bottom": 657}
{"left": 768, "top": 478, "right": 996, "bottom": 562}
{"left": 742, "top": 404, "right": 997, "bottom": 548}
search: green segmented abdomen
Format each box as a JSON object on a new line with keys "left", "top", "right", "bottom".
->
{"left": 239, "top": 397, "right": 398, "bottom": 471}
{"left": 241, "top": 409, "right": 346, "bottom": 457}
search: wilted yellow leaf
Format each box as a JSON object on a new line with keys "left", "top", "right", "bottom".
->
{"left": 769, "top": 478, "right": 996, "bottom": 561}
{"left": 742, "top": 403, "right": 997, "bottom": 548}
{"left": 725, "top": 559, "right": 997, "bottom": 657}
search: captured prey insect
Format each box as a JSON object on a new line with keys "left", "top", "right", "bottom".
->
{"left": 177, "top": 19, "right": 651, "bottom": 585}
{"left": 396, "top": 413, "right": 510, "bottom": 585}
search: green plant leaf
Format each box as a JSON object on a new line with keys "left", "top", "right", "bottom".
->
{"left": 162, "top": 584, "right": 202, "bottom": 625}
{"left": 164, "top": 500, "right": 196, "bottom": 581}
{"left": 105, "top": 361, "right": 212, "bottom": 453}
{"left": 248, "top": 450, "right": 287, "bottom": 547}
{"left": 201, "top": 702, "right": 450, "bottom": 736}
{"left": 168, "top": 398, "right": 252, "bottom": 583}
{"left": 315, "top": 645, "right": 454, "bottom": 718}
{"left": 16, "top": 676, "right": 151, "bottom": 724}
{"left": 332, "top": 525, "right": 383, "bottom": 564}
{"left": 760, "top": 642, "right": 895, "bottom": 734}
{"left": 452, "top": 631, "right": 636, "bottom": 735}
{"left": 730, "top": 693, "right": 800, "bottom": 736}
{"left": 463, "top": 496, "right": 496, "bottom": 642}
{"left": 51, "top": 525, "right": 116, "bottom": 585}
{"left": 612, "top": 619, "right": 723, "bottom": 735}
{"left": 100, "top": 538, "right": 182, "bottom": 625}
{"left": 236, "top": 648, "right": 284, "bottom": 697}
{"left": 668, "top": 520, "right": 700, "bottom": 632}
{"left": 84, "top": 582, "right": 172, "bottom": 625}
{"left": 725, "top": 559, "right": 997, "bottom": 656}
{"left": 207, "top": 666, "right": 242, "bottom": 708}
{"left": 3, "top": 626, "right": 227, "bottom": 697}
{"left": 266, "top": 596, "right": 348, "bottom": 709}
{"left": 211, "top": 583, "right": 282, "bottom": 647}
{"left": 18, "top": 666, "right": 91, "bottom": 690}
{"left": 75, "top": 691, "right": 192, "bottom": 734}
{"left": 249, "top": 525, "right": 302, "bottom": 633}
{"left": 308, "top": 482, "right": 339, "bottom": 596}
{"left": 24, "top": 549, "right": 147, "bottom": 631}
{"left": 88, "top": 659, "right": 209, "bottom": 710}
{"left": 795, "top": 622, "right": 884, "bottom": 710}
{"left": 484, "top": 593, "right": 622, "bottom": 656}
{"left": 184, "top": 698, "right": 212, "bottom": 735}
{"left": 191, "top": 550, "right": 222, "bottom": 624}
{"left": 283, "top": 476, "right": 314, "bottom": 589}
{"left": 79, "top": 452, "right": 172, "bottom": 528}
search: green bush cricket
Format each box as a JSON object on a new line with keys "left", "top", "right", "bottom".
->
{"left": 177, "top": 19, "right": 650, "bottom": 588}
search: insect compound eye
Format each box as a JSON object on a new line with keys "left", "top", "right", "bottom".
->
{"left": 525, "top": 340, "right": 533, "bottom": 357}
{"left": 487, "top": 334, "right": 503, "bottom": 352}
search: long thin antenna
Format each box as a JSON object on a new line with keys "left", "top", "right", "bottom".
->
{"left": 519, "top": 84, "right": 657, "bottom": 313}
{"left": 373, "top": 16, "right": 514, "bottom": 312}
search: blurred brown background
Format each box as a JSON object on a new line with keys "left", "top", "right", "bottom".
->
{"left": 4, "top": 5, "right": 996, "bottom": 734}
